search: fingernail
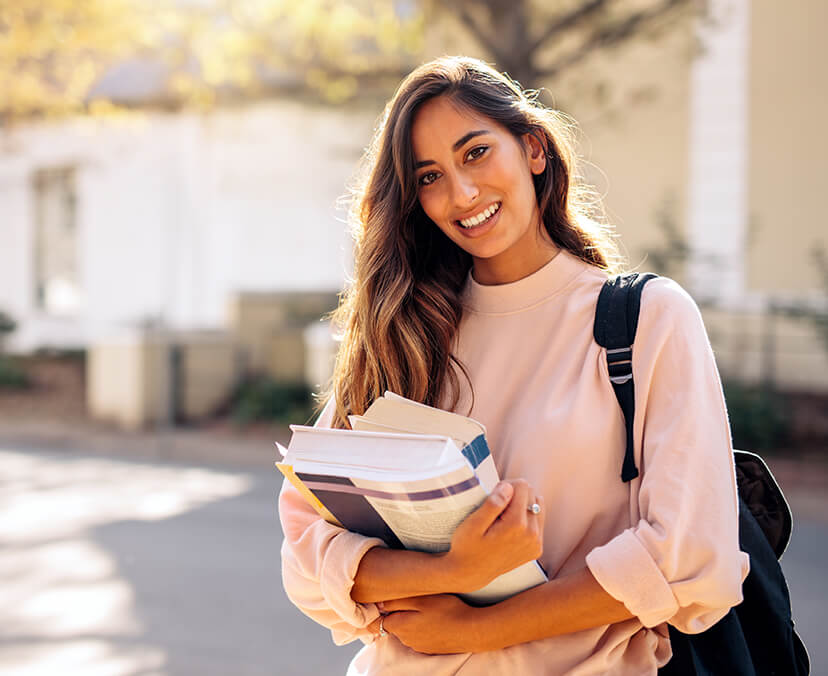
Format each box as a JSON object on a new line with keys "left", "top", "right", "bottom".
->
{"left": 377, "top": 602, "right": 385, "bottom": 611}
{"left": 493, "top": 482, "right": 512, "bottom": 503}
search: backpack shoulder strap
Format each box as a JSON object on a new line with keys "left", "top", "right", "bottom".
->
{"left": 593, "top": 272, "right": 658, "bottom": 482}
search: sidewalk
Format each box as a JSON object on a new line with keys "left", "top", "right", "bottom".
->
{"left": 0, "top": 417, "right": 289, "bottom": 469}
{"left": 1, "top": 417, "right": 826, "bottom": 523}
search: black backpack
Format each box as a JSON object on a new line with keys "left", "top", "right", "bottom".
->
{"left": 593, "top": 272, "right": 810, "bottom": 676}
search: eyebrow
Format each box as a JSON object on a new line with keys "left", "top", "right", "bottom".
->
{"left": 414, "top": 130, "right": 490, "bottom": 169}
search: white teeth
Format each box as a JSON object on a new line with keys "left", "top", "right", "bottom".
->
{"left": 459, "top": 202, "right": 500, "bottom": 228}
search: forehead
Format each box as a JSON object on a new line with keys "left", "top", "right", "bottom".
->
{"left": 410, "top": 96, "right": 503, "bottom": 159}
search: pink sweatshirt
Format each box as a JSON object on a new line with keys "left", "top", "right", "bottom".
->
{"left": 279, "top": 250, "right": 750, "bottom": 675}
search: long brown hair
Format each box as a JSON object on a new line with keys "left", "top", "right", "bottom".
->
{"left": 325, "top": 56, "right": 620, "bottom": 428}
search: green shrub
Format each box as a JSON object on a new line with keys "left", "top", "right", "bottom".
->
{"left": 33, "top": 347, "right": 86, "bottom": 362}
{"left": 0, "top": 356, "right": 30, "bottom": 389}
{"left": 0, "top": 311, "right": 15, "bottom": 336}
{"left": 232, "top": 378, "right": 316, "bottom": 425}
{"left": 723, "top": 381, "right": 791, "bottom": 451}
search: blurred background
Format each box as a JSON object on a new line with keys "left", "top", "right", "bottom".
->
{"left": 1, "top": 0, "right": 825, "bottom": 674}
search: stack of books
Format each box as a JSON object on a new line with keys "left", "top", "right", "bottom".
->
{"left": 277, "top": 392, "right": 547, "bottom": 605}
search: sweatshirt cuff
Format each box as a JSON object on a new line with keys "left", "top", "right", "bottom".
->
{"left": 320, "top": 530, "right": 388, "bottom": 627}
{"left": 585, "top": 529, "right": 679, "bottom": 628}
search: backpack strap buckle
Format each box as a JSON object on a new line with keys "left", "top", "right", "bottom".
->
{"left": 606, "top": 347, "right": 633, "bottom": 385}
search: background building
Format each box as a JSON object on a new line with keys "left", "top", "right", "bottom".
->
{"left": 1, "top": 0, "right": 825, "bottom": 405}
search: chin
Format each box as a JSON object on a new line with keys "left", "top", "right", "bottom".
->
{"left": 464, "top": 237, "right": 512, "bottom": 259}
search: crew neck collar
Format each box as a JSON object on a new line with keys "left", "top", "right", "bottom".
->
{"left": 462, "top": 249, "right": 589, "bottom": 314}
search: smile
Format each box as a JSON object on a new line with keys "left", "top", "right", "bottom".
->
{"left": 457, "top": 202, "right": 501, "bottom": 229}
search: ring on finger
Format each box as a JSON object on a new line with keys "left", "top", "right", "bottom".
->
{"left": 527, "top": 502, "right": 541, "bottom": 515}
{"left": 378, "top": 615, "right": 388, "bottom": 637}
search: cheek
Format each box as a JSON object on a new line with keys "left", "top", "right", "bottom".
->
{"left": 417, "top": 190, "right": 441, "bottom": 222}
{"left": 418, "top": 196, "right": 464, "bottom": 246}
{"left": 503, "top": 164, "right": 538, "bottom": 218}
{"left": 418, "top": 192, "right": 456, "bottom": 241}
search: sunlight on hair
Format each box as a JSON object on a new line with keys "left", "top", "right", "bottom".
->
{"left": 326, "top": 56, "right": 625, "bottom": 427}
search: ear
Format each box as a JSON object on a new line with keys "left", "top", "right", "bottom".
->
{"left": 523, "top": 132, "right": 547, "bottom": 176}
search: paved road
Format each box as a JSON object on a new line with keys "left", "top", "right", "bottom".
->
{"left": 0, "top": 448, "right": 824, "bottom": 675}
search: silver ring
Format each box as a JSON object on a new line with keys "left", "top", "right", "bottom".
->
{"left": 378, "top": 615, "right": 387, "bottom": 637}
{"left": 527, "top": 502, "right": 541, "bottom": 515}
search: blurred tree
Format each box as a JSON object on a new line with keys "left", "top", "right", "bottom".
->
{"left": 0, "top": 0, "right": 706, "bottom": 116}
{"left": 770, "top": 246, "right": 828, "bottom": 355}
{"left": 0, "top": 0, "right": 167, "bottom": 118}
{"left": 423, "top": 0, "right": 704, "bottom": 90}
{"left": 198, "top": 0, "right": 706, "bottom": 101}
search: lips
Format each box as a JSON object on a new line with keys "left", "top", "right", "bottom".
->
{"left": 456, "top": 201, "right": 501, "bottom": 229}
{"left": 451, "top": 200, "right": 502, "bottom": 238}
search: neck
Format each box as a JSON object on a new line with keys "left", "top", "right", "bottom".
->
{"left": 472, "top": 230, "right": 561, "bottom": 286}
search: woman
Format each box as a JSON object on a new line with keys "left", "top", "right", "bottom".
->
{"left": 279, "top": 56, "right": 749, "bottom": 674}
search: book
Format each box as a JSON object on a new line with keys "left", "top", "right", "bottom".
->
{"left": 276, "top": 391, "right": 548, "bottom": 605}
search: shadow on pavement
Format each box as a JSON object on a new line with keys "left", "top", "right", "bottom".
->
{"left": 0, "top": 450, "right": 360, "bottom": 676}
{"left": 90, "top": 471, "right": 360, "bottom": 675}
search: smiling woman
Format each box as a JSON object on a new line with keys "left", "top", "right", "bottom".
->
{"left": 278, "top": 56, "right": 749, "bottom": 675}
{"left": 411, "top": 96, "right": 554, "bottom": 285}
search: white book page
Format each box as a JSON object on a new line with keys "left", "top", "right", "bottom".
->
{"left": 363, "top": 392, "right": 486, "bottom": 446}
{"left": 286, "top": 426, "right": 462, "bottom": 473}
{"left": 460, "top": 561, "right": 548, "bottom": 605}
{"left": 290, "top": 456, "right": 470, "bottom": 484}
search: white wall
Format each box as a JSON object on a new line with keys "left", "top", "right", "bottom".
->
{"left": 0, "top": 100, "right": 375, "bottom": 351}
{"left": 686, "top": 0, "right": 751, "bottom": 306}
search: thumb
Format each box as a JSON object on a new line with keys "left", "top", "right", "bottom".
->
{"left": 462, "top": 482, "right": 513, "bottom": 534}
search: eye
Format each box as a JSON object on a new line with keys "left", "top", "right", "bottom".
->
{"left": 418, "top": 171, "right": 440, "bottom": 186}
{"left": 465, "top": 145, "right": 489, "bottom": 161}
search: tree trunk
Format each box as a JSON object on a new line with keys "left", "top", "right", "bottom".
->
{"left": 486, "top": 0, "right": 537, "bottom": 87}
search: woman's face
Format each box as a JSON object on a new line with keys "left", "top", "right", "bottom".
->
{"left": 410, "top": 95, "right": 557, "bottom": 285}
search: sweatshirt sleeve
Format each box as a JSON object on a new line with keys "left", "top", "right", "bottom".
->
{"left": 585, "top": 278, "right": 750, "bottom": 633}
{"left": 278, "top": 398, "right": 388, "bottom": 645}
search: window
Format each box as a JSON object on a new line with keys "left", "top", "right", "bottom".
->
{"left": 32, "top": 167, "right": 80, "bottom": 315}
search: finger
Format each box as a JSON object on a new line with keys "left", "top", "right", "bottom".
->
{"left": 536, "top": 494, "right": 546, "bottom": 531}
{"left": 526, "top": 492, "right": 543, "bottom": 522}
{"left": 527, "top": 500, "right": 543, "bottom": 543}
{"left": 367, "top": 616, "right": 383, "bottom": 635}
{"left": 380, "top": 610, "right": 413, "bottom": 635}
{"left": 377, "top": 597, "right": 424, "bottom": 613}
{"left": 461, "top": 482, "right": 513, "bottom": 535}
{"left": 499, "top": 479, "right": 530, "bottom": 525}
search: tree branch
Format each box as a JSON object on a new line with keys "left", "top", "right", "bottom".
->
{"left": 440, "top": 1, "right": 509, "bottom": 68}
{"left": 526, "top": 0, "right": 609, "bottom": 56}
{"left": 535, "top": 0, "right": 695, "bottom": 80}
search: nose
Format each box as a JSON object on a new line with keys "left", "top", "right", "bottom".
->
{"left": 449, "top": 170, "right": 479, "bottom": 208}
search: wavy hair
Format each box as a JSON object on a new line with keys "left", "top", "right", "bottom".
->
{"left": 325, "top": 56, "right": 620, "bottom": 428}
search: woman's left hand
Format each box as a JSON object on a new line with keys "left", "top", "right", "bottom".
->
{"left": 368, "top": 594, "right": 490, "bottom": 654}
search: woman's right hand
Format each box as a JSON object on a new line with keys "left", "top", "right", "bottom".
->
{"left": 444, "top": 479, "right": 545, "bottom": 593}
